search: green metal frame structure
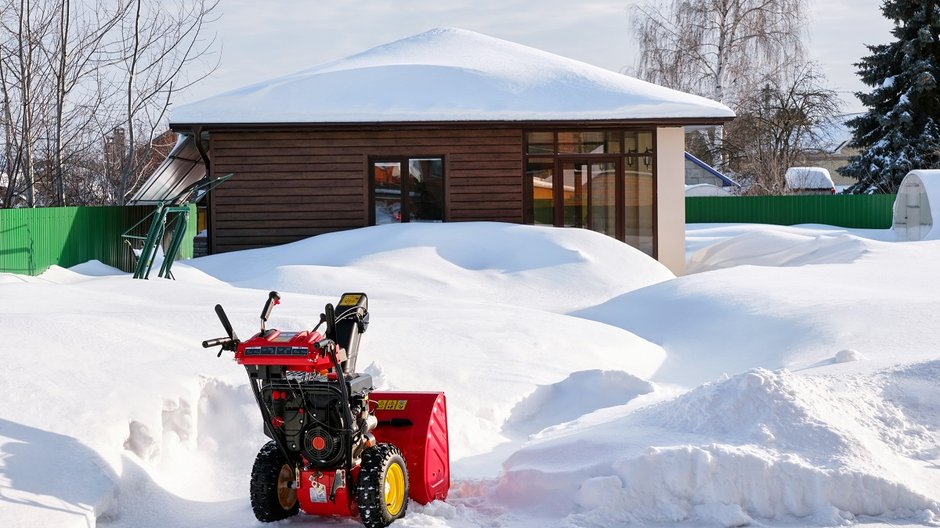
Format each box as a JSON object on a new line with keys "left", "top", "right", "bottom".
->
{"left": 123, "top": 173, "right": 232, "bottom": 279}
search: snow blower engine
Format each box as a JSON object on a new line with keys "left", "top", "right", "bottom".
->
{"left": 202, "top": 291, "right": 449, "bottom": 527}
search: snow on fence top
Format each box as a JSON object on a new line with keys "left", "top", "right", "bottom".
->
{"left": 170, "top": 27, "right": 735, "bottom": 124}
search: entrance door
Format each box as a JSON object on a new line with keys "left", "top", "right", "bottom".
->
{"left": 558, "top": 160, "right": 617, "bottom": 237}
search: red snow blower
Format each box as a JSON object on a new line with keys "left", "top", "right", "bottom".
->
{"left": 202, "top": 291, "right": 449, "bottom": 527}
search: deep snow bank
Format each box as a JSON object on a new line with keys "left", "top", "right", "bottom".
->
{"left": 186, "top": 222, "right": 674, "bottom": 312}
{"left": 0, "top": 223, "right": 667, "bottom": 527}
{"left": 493, "top": 366, "right": 940, "bottom": 527}
{"left": 4, "top": 222, "right": 940, "bottom": 528}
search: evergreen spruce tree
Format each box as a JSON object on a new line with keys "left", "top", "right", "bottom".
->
{"left": 841, "top": 0, "right": 940, "bottom": 193}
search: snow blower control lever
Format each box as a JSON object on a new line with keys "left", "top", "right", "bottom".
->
{"left": 201, "top": 291, "right": 449, "bottom": 528}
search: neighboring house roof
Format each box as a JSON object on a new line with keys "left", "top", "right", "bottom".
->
{"left": 170, "top": 27, "right": 735, "bottom": 125}
{"left": 684, "top": 152, "right": 740, "bottom": 187}
{"left": 810, "top": 113, "right": 863, "bottom": 154}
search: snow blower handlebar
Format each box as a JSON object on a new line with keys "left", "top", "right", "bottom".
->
{"left": 202, "top": 303, "right": 240, "bottom": 356}
{"left": 260, "top": 291, "right": 280, "bottom": 332}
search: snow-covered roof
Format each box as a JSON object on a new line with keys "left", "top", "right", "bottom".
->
{"left": 684, "top": 152, "right": 739, "bottom": 187}
{"left": 171, "top": 28, "right": 734, "bottom": 125}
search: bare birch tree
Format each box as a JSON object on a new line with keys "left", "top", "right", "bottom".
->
{"left": 721, "top": 63, "right": 841, "bottom": 194}
{"left": 631, "top": 0, "right": 808, "bottom": 106}
{"left": 44, "top": 0, "right": 127, "bottom": 205}
{"left": 0, "top": 0, "right": 217, "bottom": 207}
{"left": 108, "top": 0, "right": 218, "bottom": 205}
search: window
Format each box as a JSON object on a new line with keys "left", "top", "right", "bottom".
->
{"left": 371, "top": 157, "right": 444, "bottom": 224}
{"left": 524, "top": 130, "right": 656, "bottom": 257}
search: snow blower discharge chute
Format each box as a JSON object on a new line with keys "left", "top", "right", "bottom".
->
{"left": 203, "top": 291, "right": 449, "bottom": 527}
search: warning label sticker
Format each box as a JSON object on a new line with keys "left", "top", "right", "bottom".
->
{"left": 338, "top": 294, "right": 362, "bottom": 307}
{"left": 376, "top": 399, "right": 407, "bottom": 411}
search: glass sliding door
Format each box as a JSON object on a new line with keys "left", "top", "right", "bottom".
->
{"left": 561, "top": 160, "right": 617, "bottom": 236}
{"left": 524, "top": 129, "right": 656, "bottom": 256}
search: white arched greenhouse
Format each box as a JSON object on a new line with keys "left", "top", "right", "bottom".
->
{"left": 893, "top": 170, "right": 940, "bottom": 241}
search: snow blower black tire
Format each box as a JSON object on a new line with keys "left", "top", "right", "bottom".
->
{"left": 250, "top": 441, "right": 299, "bottom": 522}
{"left": 357, "top": 443, "right": 409, "bottom": 528}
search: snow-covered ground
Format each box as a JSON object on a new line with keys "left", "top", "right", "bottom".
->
{"left": 1, "top": 221, "right": 938, "bottom": 527}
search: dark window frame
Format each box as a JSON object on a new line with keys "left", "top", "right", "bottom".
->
{"left": 368, "top": 156, "right": 446, "bottom": 225}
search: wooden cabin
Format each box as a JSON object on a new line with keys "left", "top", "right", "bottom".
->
{"left": 134, "top": 28, "right": 733, "bottom": 274}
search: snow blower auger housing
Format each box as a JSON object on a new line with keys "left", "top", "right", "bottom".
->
{"left": 202, "top": 291, "right": 449, "bottom": 527}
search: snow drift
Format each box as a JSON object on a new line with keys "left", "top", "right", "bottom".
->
{"left": 2, "top": 222, "right": 940, "bottom": 527}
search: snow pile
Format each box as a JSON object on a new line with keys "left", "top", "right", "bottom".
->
{"left": 171, "top": 27, "right": 734, "bottom": 123}
{"left": 495, "top": 367, "right": 940, "bottom": 526}
{"left": 686, "top": 229, "right": 870, "bottom": 272}
{"left": 3, "top": 221, "right": 940, "bottom": 527}
{"left": 188, "top": 221, "right": 674, "bottom": 312}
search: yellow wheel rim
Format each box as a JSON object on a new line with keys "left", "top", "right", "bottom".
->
{"left": 277, "top": 464, "right": 297, "bottom": 510}
{"left": 384, "top": 462, "right": 406, "bottom": 516}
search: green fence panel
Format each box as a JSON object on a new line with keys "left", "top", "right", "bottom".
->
{"left": 0, "top": 204, "right": 197, "bottom": 276}
{"left": 686, "top": 195, "right": 897, "bottom": 229}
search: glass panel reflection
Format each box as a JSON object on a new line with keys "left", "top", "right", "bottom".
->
{"left": 526, "top": 132, "right": 554, "bottom": 154}
{"left": 561, "top": 162, "right": 586, "bottom": 228}
{"left": 624, "top": 160, "right": 655, "bottom": 256}
{"left": 374, "top": 161, "right": 402, "bottom": 224}
{"left": 558, "top": 131, "right": 621, "bottom": 154}
{"left": 527, "top": 159, "right": 554, "bottom": 225}
{"left": 408, "top": 158, "right": 443, "bottom": 222}
{"left": 590, "top": 162, "right": 616, "bottom": 237}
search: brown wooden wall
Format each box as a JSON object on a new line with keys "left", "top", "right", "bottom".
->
{"left": 207, "top": 127, "right": 524, "bottom": 253}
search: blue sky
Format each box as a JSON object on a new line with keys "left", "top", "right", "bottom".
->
{"left": 175, "top": 0, "right": 894, "bottom": 114}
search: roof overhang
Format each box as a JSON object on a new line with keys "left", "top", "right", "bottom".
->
{"left": 169, "top": 116, "right": 733, "bottom": 134}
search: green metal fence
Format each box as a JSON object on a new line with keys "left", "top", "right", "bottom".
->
{"left": 686, "top": 194, "right": 897, "bottom": 229}
{"left": 0, "top": 205, "right": 197, "bottom": 276}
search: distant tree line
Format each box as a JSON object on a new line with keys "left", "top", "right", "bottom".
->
{"left": 0, "top": 0, "right": 218, "bottom": 208}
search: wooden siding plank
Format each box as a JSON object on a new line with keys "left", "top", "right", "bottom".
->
{"left": 449, "top": 210, "right": 522, "bottom": 220}
{"left": 221, "top": 178, "right": 363, "bottom": 188}
{"left": 446, "top": 192, "right": 520, "bottom": 202}
{"left": 450, "top": 184, "right": 522, "bottom": 195}
{"left": 217, "top": 186, "right": 363, "bottom": 197}
{"left": 212, "top": 144, "right": 522, "bottom": 157}
{"left": 449, "top": 201, "right": 520, "bottom": 210}
{"left": 214, "top": 195, "right": 363, "bottom": 206}
{"left": 217, "top": 225, "right": 362, "bottom": 237}
{"left": 213, "top": 204, "right": 363, "bottom": 215}
{"left": 215, "top": 217, "right": 363, "bottom": 229}
{"left": 212, "top": 129, "right": 522, "bottom": 141}
{"left": 448, "top": 169, "right": 521, "bottom": 179}
{"left": 215, "top": 162, "right": 363, "bottom": 172}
